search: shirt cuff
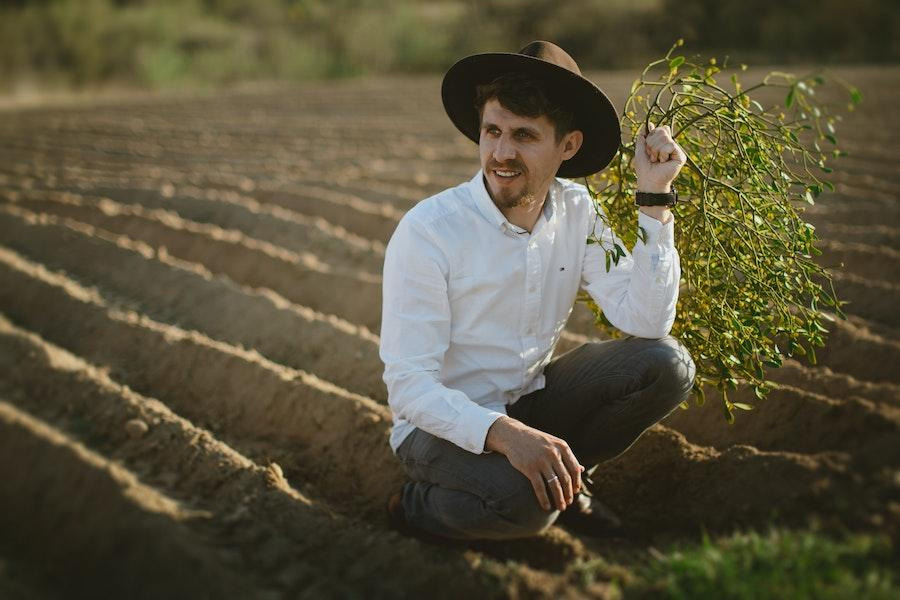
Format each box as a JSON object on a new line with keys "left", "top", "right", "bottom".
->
{"left": 459, "top": 403, "right": 507, "bottom": 455}
{"left": 636, "top": 210, "right": 675, "bottom": 254}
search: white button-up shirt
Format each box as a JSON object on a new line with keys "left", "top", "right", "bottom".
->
{"left": 380, "top": 169, "right": 679, "bottom": 456}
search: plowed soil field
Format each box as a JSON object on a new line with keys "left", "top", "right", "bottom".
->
{"left": 1, "top": 66, "right": 898, "bottom": 598}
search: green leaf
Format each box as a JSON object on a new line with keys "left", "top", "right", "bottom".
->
{"left": 732, "top": 402, "right": 755, "bottom": 410}
{"left": 637, "top": 225, "right": 648, "bottom": 244}
{"left": 693, "top": 384, "right": 706, "bottom": 407}
{"left": 785, "top": 87, "right": 795, "bottom": 108}
{"left": 723, "top": 401, "right": 735, "bottom": 424}
{"left": 849, "top": 87, "right": 862, "bottom": 104}
{"left": 669, "top": 56, "right": 685, "bottom": 69}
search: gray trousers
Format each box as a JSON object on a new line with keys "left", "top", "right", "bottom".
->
{"left": 395, "top": 335, "right": 696, "bottom": 540}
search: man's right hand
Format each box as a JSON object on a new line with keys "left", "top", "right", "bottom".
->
{"left": 484, "top": 416, "right": 585, "bottom": 512}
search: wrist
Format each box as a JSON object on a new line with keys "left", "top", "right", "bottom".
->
{"left": 638, "top": 205, "right": 672, "bottom": 224}
{"left": 484, "top": 415, "right": 516, "bottom": 453}
{"left": 636, "top": 182, "right": 672, "bottom": 194}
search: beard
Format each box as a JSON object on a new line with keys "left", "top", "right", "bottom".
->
{"left": 493, "top": 184, "right": 537, "bottom": 209}
{"left": 485, "top": 166, "right": 540, "bottom": 210}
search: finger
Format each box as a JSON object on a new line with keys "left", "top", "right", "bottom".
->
{"left": 546, "top": 474, "right": 567, "bottom": 512}
{"left": 658, "top": 142, "right": 677, "bottom": 160}
{"left": 645, "top": 138, "right": 660, "bottom": 162}
{"left": 635, "top": 128, "right": 647, "bottom": 158}
{"left": 553, "top": 459, "right": 574, "bottom": 505}
{"left": 530, "top": 474, "right": 552, "bottom": 512}
{"left": 559, "top": 449, "right": 583, "bottom": 496}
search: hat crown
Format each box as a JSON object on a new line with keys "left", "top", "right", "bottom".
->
{"left": 517, "top": 41, "right": 582, "bottom": 76}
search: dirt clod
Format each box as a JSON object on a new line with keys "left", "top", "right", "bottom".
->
{"left": 124, "top": 418, "right": 149, "bottom": 438}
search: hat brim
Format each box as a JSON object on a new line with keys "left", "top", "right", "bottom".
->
{"left": 441, "top": 52, "right": 621, "bottom": 178}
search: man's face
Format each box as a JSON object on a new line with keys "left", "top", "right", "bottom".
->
{"left": 479, "top": 98, "right": 582, "bottom": 211}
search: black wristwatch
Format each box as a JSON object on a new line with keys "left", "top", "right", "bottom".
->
{"left": 635, "top": 188, "right": 678, "bottom": 207}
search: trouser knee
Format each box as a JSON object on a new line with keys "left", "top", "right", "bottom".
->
{"left": 489, "top": 485, "right": 558, "bottom": 539}
{"left": 642, "top": 335, "right": 696, "bottom": 396}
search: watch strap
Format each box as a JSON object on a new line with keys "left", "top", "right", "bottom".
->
{"left": 635, "top": 188, "right": 678, "bottom": 207}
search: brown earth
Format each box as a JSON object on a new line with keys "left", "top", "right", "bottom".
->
{"left": 0, "top": 66, "right": 898, "bottom": 597}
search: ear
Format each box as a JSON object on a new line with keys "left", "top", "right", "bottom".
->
{"left": 560, "top": 130, "right": 583, "bottom": 160}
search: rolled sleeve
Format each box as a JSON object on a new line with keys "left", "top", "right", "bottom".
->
{"left": 380, "top": 216, "right": 505, "bottom": 454}
{"left": 581, "top": 205, "right": 680, "bottom": 339}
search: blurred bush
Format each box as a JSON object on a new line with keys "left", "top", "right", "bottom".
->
{"left": 0, "top": 0, "right": 897, "bottom": 91}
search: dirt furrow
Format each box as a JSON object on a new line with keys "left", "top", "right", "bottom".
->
{"left": 0, "top": 175, "right": 387, "bottom": 274}
{"left": 591, "top": 424, "right": 893, "bottom": 536}
{"left": 7, "top": 190, "right": 384, "bottom": 331}
{"left": 814, "top": 221, "right": 900, "bottom": 247}
{"left": 805, "top": 200, "right": 900, "bottom": 227}
{"left": 0, "top": 245, "right": 399, "bottom": 510}
{"left": 1, "top": 153, "right": 406, "bottom": 243}
{"left": 818, "top": 239, "right": 900, "bottom": 284}
{"left": 828, "top": 270, "right": 899, "bottom": 329}
{"left": 0, "top": 399, "right": 254, "bottom": 599}
{"left": 252, "top": 183, "right": 402, "bottom": 243}
{"left": 813, "top": 314, "right": 900, "bottom": 385}
{"left": 665, "top": 382, "right": 900, "bottom": 461}
{"left": 0, "top": 205, "right": 388, "bottom": 401}
{"left": 0, "top": 315, "right": 513, "bottom": 599}
{"left": 766, "top": 358, "right": 900, "bottom": 408}
{"left": 303, "top": 173, "right": 474, "bottom": 209}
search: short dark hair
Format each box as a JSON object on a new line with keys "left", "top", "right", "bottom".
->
{"left": 473, "top": 73, "right": 577, "bottom": 145}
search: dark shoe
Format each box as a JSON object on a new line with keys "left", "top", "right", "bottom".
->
{"left": 385, "top": 490, "right": 459, "bottom": 546}
{"left": 555, "top": 492, "right": 624, "bottom": 537}
{"left": 385, "top": 491, "right": 410, "bottom": 533}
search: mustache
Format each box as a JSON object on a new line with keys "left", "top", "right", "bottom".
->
{"left": 489, "top": 163, "right": 526, "bottom": 173}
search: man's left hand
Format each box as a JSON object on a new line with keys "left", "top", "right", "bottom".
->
{"left": 634, "top": 122, "right": 686, "bottom": 193}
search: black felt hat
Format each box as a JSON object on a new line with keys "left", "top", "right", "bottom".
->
{"left": 441, "top": 40, "right": 621, "bottom": 178}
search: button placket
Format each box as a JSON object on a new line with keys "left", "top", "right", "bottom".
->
{"left": 522, "top": 234, "right": 542, "bottom": 340}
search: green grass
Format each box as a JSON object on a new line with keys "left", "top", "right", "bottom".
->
{"left": 570, "top": 525, "right": 897, "bottom": 599}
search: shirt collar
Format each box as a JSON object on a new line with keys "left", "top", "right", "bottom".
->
{"left": 469, "top": 168, "right": 559, "bottom": 232}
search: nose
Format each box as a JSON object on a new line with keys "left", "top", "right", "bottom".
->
{"left": 493, "top": 132, "right": 517, "bottom": 163}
